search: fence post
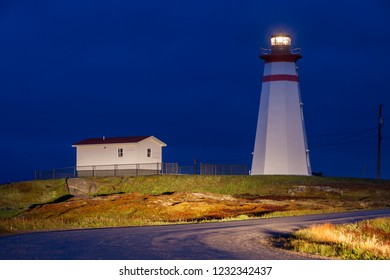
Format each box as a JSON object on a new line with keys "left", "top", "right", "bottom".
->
{"left": 193, "top": 159, "right": 197, "bottom": 175}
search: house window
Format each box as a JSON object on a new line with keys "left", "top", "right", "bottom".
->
{"left": 118, "top": 148, "right": 123, "bottom": 157}
{"left": 147, "top": 148, "right": 151, "bottom": 158}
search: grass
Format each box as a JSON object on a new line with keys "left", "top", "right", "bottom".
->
{"left": 1, "top": 175, "right": 390, "bottom": 235}
{"left": 261, "top": 208, "right": 346, "bottom": 218}
{"left": 91, "top": 175, "right": 389, "bottom": 196}
{"left": 0, "top": 179, "right": 68, "bottom": 218}
{"left": 283, "top": 218, "right": 390, "bottom": 259}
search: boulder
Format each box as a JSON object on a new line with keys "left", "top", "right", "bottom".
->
{"left": 66, "top": 178, "right": 97, "bottom": 196}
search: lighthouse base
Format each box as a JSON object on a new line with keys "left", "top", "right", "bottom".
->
{"left": 251, "top": 81, "right": 311, "bottom": 176}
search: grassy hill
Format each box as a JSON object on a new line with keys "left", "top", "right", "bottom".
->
{"left": 1, "top": 175, "right": 390, "bottom": 234}
{"left": 91, "top": 175, "right": 389, "bottom": 194}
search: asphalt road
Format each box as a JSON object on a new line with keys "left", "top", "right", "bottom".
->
{"left": 1, "top": 209, "right": 390, "bottom": 260}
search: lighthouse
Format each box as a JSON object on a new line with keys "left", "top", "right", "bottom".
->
{"left": 251, "top": 34, "right": 311, "bottom": 175}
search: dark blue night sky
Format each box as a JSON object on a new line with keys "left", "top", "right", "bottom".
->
{"left": 1, "top": 0, "right": 389, "bottom": 183}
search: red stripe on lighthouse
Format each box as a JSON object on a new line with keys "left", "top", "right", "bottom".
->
{"left": 263, "top": 75, "right": 299, "bottom": 82}
{"left": 260, "top": 54, "right": 302, "bottom": 63}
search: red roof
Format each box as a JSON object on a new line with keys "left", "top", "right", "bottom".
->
{"left": 73, "top": 136, "right": 151, "bottom": 145}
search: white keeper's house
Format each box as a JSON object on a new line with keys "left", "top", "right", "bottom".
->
{"left": 72, "top": 135, "right": 167, "bottom": 177}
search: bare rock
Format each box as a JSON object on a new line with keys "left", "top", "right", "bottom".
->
{"left": 189, "top": 192, "right": 237, "bottom": 201}
{"left": 66, "top": 178, "right": 97, "bottom": 197}
{"left": 288, "top": 185, "right": 343, "bottom": 195}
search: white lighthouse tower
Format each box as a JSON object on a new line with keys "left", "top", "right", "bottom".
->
{"left": 251, "top": 34, "right": 311, "bottom": 175}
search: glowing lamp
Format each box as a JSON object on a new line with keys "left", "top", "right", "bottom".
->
{"left": 271, "top": 35, "right": 291, "bottom": 46}
{"left": 270, "top": 34, "right": 292, "bottom": 54}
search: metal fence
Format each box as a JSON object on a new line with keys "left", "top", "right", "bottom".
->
{"left": 35, "top": 162, "right": 248, "bottom": 179}
{"left": 199, "top": 163, "right": 248, "bottom": 175}
{"left": 178, "top": 165, "right": 196, "bottom": 175}
{"left": 76, "top": 162, "right": 179, "bottom": 177}
{"left": 35, "top": 163, "right": 178, "bottom": 179}
{"left": 35, "top": 167, "right": 77, "bottom": 180}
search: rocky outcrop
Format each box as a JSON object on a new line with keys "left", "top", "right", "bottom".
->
{"left": 66, "top": 178, "right": 97, "bottom": 196}
{"left": 288, "top": 185, "right": 343, "bottom": 195}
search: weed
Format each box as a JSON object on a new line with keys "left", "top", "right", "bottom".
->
{"left": 287, "top": 218, "right": 390, "bottom": 259}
